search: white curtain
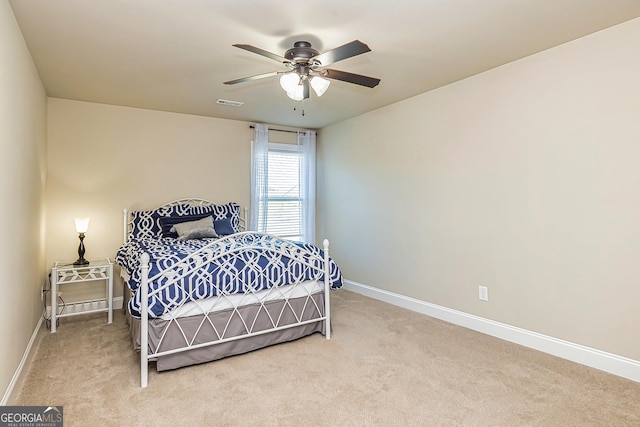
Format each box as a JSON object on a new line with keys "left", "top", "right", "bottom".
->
{"left": 250, "top": 123, "right": 269, "bottom": 232}
{"left": 298, "top": 130, "right": 316, "bottom": 244}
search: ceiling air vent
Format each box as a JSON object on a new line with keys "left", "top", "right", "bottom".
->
{"left": 216, "top": 99, "right": 244, "bottom": 107}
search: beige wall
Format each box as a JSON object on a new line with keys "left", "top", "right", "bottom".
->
{"left": 46, "top": 99, "right": 253, "bottom": 299}
{"left": 0, "top": 1, "right": 47, "bottom": 399}
{"left": 318, "top": 18, "right": 640, "bottom": 360}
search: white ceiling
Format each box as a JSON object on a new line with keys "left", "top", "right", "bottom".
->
{"left": 10, "top": 0, "right": 640, "bottom": 129}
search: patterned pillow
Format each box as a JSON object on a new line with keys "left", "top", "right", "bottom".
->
{"left": 130, "top": 204, "right": 191, "bottom": 239}
{"left": 189, "top": 203, "right": 241, "bottom": 233}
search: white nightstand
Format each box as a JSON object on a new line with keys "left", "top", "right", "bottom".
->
{"left": 50, "top": 258, "right": 113, "bottom": 333}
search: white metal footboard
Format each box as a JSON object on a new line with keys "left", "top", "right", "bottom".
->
{"left": 137, "top": 233, "right": 332, "bottom": 388}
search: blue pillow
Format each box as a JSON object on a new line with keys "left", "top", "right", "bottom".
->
{"left": 214, "top": 218, "right": 235, "bottom": 236}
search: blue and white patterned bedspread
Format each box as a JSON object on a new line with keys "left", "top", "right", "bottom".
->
{"left": 116, "top": 232, "right": 343, "bottom": 319}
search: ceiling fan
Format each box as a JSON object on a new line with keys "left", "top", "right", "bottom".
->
{"left": 224, "top": 40, "right": 381, "bottom": 100}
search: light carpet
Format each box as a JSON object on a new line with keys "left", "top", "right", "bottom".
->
{"left": 13, "top": 290, "right": 640, "bottom": 426}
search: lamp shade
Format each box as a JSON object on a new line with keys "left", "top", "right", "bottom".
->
{"left": 310, "top": 76, "right": 330, "bottom": 96}
{"left": 75, "top": 217, "right": 90, "bottom": 233}
{"left": 279, "top": 73, "right": 300, "bottom": 92}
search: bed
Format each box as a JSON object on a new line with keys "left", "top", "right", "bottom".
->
{"left": 115, "top": 198, "right": 343, "bottom": 387}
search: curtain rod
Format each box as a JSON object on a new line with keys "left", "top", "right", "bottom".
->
{"left": 249, "top": 125, "right": 317, "bottom": 135}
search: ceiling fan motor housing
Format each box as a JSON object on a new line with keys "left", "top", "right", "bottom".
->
{"left": 285, "top": 41, "right": 320, "bottom": 64}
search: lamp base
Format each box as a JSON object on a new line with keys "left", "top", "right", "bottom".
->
{"left": 74, "top": 232, "right": 88, "bottom": 266}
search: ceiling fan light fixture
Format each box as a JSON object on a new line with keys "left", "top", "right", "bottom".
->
{"left": 310, "top": 76, "right": 330, "bottom": 97}
{"left": 287, "top": 84, "right": 305, "bottom": 101}
{"left": 280, "top": 73, "right": 300, "bottom": 92}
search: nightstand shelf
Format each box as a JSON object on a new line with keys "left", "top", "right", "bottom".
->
{"left": 50, "top": 258, "right": 113, "bottom": 332}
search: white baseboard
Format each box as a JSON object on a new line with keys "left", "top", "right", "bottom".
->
{"left": 344, "top": 280, "right": 640, "bottom": 383}
{"left": 1, "top": 315, "right": 44, "bottom": 405}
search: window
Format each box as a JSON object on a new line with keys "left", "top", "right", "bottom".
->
{"left": 251, "top": 125, "right": 315, "bottom": 243}
{"left": 259, "top": 144, "right": 303, "bottom": 240}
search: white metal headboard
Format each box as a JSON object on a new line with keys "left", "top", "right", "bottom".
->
{"left": 122, "top": 198, "right": 249, "bottom": 243}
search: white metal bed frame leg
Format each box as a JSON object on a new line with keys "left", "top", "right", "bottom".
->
{"left": 140, "top": 253, "right": 150, "bottom": 388}
{"left": 323, "top": 239, "right": 331, "bottom": 340}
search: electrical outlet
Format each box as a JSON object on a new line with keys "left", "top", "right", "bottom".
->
{"left": 41, "top": 286, "right": 44, "bottom": 301}
{"left": 478, "top": 286, "right": 489, "bottom": 301}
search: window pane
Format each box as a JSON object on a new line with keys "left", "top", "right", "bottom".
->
{"left": 265, "top": 200, "right": 301, "bottom": 238}
{"left": 268, "top": 150, "right": 300, "bottom": 198}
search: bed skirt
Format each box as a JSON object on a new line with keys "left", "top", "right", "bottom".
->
{"left": 125, "top": 289, "right": 327, "bottom": 371}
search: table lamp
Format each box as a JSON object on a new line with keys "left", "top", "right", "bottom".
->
{"left": 73, "top": 217, "right": 90, "bottom": 266}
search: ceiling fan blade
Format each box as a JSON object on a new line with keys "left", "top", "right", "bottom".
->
{"left": 312, "top": 40, "right": 371, "bottom": 67}
{"left": 224, "top": 71, "right": 279, "bottom": 85}
{"left": 319, "top": 69, "right": 381, "bottom": 88}
{"left": 232, "top": 44, "right": 288, "bottom": 63}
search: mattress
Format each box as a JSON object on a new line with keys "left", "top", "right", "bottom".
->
{"left": 160, "top": 279, "right": 323, "bottom": 320}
